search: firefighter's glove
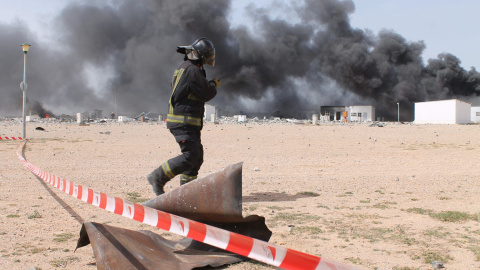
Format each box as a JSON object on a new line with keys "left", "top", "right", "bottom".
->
{"left": 210, "top": 78, "right": 220, "bottom": 88}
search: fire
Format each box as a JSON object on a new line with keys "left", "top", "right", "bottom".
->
{"left": 45, "top": 114, "right": 50, "bottom": 118}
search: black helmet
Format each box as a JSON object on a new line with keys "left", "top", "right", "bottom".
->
{"left": 177, "top": 37, "right": 215, "bottom": 66}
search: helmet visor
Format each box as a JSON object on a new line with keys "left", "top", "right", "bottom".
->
{"left": 204, "top": 51, "right": 215, "bottom": 66}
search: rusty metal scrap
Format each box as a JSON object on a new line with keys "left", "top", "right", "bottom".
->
{"left": 77, "top": 222, "right": 245, "bottom": 270}
{"left": 76, "top": 162, "right": 272, "bottom": 269}
{"left": 142, "top": 162, "right": 245, "bottom": 222}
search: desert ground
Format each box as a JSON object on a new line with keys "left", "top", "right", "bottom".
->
{"left": 1, "top": 119, "right": 480, "bottom": 270}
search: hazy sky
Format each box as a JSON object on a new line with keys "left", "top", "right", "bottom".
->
{"left": 2, "top": 0, "right": 478, "bottom": 69}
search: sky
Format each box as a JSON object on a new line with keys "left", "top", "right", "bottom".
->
{"left": 1, "top": 0, "right": 479, "bottom": 119}
{"left": 2, "top": 0, "right": 478, "bottom": 68}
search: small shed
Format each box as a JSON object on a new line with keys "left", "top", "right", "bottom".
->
{"left": 414, "top": 99, "right": 471, "bottom": 124}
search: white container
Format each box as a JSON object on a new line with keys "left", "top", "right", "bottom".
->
{"left": 118, "top": 116, "right": 129, "bottom": 122}
{"left": 237, "top": 115, "right": 247, "bottom": 122}
{"left": 76, "top": 113, "right": 84, "bottom": 124}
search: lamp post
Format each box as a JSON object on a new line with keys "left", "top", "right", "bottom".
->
{"left": 20, "top": 43, "right": 31, "bottom": 139}
{"left": 397, "top": 102, "right": 400, "bottom": 124}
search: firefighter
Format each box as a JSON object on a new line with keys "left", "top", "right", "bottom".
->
{"left": 147, "top": 37, "right": 219, "bottom": 195}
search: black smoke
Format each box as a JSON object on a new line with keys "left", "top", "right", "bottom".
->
{"left": 30, "top": 101, "right": 55, "bottom": 118}
{"left": 1, "top": 0, "right": 479, "bottom": 121}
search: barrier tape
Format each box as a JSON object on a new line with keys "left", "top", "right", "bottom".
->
{"left": 16, "top": 140, "right": 360, "bottom": 270}
{"left": 1, "top": 136, "right": 22, "bottom": 140}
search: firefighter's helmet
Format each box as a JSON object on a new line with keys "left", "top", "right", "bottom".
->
{"left": 177, "top": 37, "right": 215, "bottom": 66}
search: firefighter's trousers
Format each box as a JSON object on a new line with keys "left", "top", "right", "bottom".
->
{"left": 151, "top": 128, "right": 204, "bottom": 183}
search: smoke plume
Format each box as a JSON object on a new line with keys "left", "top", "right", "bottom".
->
{"left": 1, "top": 0, "right": 479, "bottom": 120}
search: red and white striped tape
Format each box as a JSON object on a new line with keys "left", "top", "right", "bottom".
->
{"left": 1, "top": 136, "right": 22, "bottom": 140}
{"left": 16, "top": 140, "right": 361, "bottom": 270}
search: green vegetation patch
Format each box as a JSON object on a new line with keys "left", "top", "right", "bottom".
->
{"left": 125, "top": 192, "right": 148, "bottom": 203}
{"left": 435, "top": 211, "right": 477, "bottom": 222}
{"left": 267, "top": 206, "right": 293, "bottom": 211}
{"left": 297, "top": 191, "right": 320, "bottom": 197}
{"left": 27, "top": 210, "right": 42, "bottom": 219}
{"left": 354, "top": 227, "right": 394, "bottom": 243}
{"left": 290, "top": 226, "right": 323, "bottom": 235}
{"left": 422, "top": 251, "right": 453, "bottom": 264}
{"left": 345, "top": 257, "right": 363, "bottom": 265}
{"left": 273, "top": 212, "right": 319, "bottom": 223}
{"left": 316, "top": 204, "right": 330, "bottom": 210}
{"left": 468, "top": 245, "right": 480, "bottom": 261}
{"left": 53, "top": 233, "right": 74, "bottom": 242}
{"left": 50, "top": 256, "right": 79, "bottom": 267}
{"left": 373, "top": 201, "right": 397, "bottom": 210}
{"left": 423, "top": 227, "right": 450, "bottom": 238}
{"left": 406, "top": 208, "right": 479, "bottom": 222}
{"left": 31, "top": 247, "right": 46, "bottom": 254}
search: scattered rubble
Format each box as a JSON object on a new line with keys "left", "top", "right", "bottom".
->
{"left": 1, "top": 115, "right": 395, "bottom": 127}
{"left": 369, "top": 122, "right": 385, "bottom": 127}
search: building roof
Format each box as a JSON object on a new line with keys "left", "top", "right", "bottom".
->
{"left": 415, "top": 99, "right": 471, "bottom": 105}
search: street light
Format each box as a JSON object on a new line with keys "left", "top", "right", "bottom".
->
{"left": 397, "top": 102, "right": 400, "bottom": 124}
{"left": 20, "top": 43, "right": 31, "bottom": 139}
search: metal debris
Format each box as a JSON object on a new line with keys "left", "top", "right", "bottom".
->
{"left": 77, "top": 222, "right": 244, "bottom": 270}
{"left": 76, "top": 163, "right": 272, "bottom": 270}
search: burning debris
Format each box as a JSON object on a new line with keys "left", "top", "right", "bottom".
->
{"left": 31, "top": 101, "right": 55, "bottom": 119}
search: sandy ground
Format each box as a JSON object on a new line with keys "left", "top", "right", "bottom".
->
{"left": 1, "top": 120, "right": 480, "bottom": 270}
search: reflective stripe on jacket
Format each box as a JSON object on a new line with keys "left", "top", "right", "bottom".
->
{"left": 166, "top": 113, "right": 202, "bottom": 127}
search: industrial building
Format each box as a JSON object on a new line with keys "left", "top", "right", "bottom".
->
{"left": 414, "top": 99, "right": 471, "bottom": 124}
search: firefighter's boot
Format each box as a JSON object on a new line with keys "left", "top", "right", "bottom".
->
{"left": 180, "top": 174, "right": 197, "bottom": 186}
{"left": 147, "top": 167, "right": 170, "bottom": 196}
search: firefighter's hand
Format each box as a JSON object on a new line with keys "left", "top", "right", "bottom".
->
{"left": 210, "top": 78, "right": 220, "bottom": 88}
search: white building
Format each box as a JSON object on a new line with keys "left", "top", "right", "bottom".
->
{"left": 347, "top": 106, "right": 375, "bottom": 122}
{"left": 471, "top": 107, "right": 480, "bottom": 123}
{"left": 204, "top": 104, "right": 217, "bottom": 122}
{"left": 118, "top": 116, "right": 130, "bottom": 122}
{"left": 26, "top": 115, "right": 40, "bottom": 122}
{"left": 414, "top": 99, "right": 471, "bottom": 124}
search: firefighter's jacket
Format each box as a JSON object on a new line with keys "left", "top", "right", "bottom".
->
{"left": 166, "top": 60, "right": 217, "bottom": 131}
